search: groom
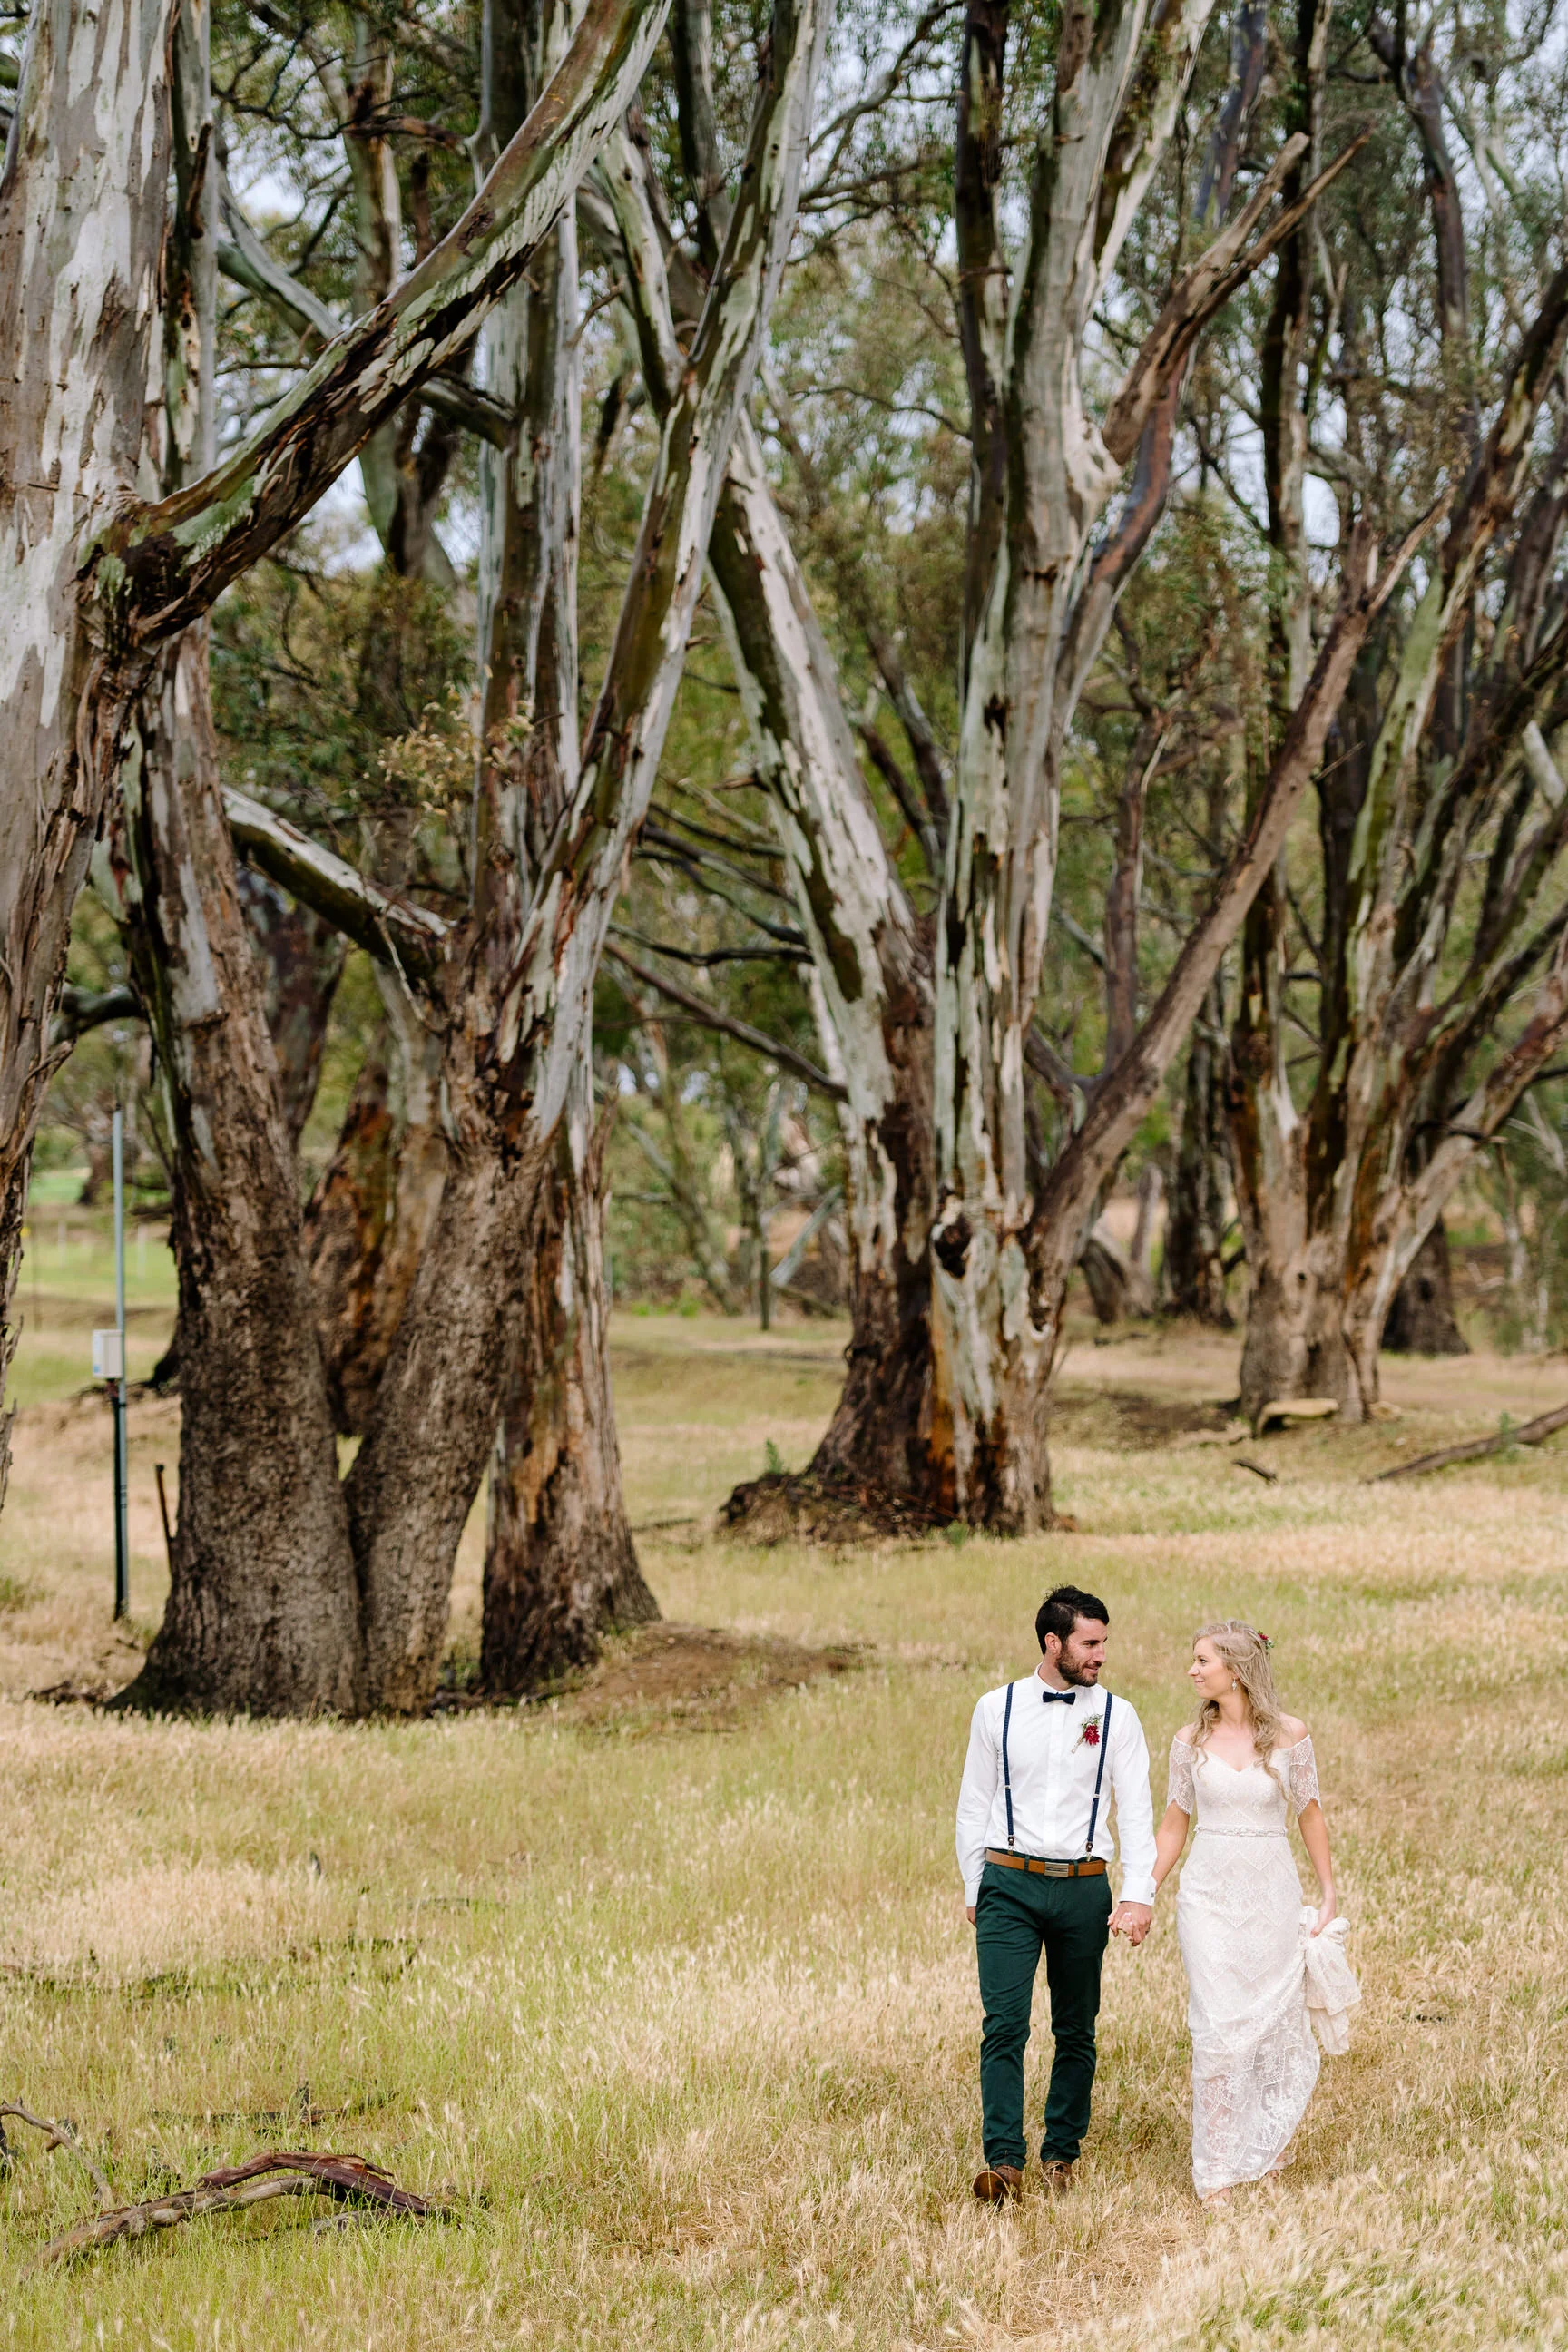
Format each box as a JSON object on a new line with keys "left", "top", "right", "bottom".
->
{"left": 956, "top": 1583, "right": 1155, "bottom": 2200}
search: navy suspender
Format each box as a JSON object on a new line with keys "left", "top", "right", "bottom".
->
{"left": 1001, "top": 1681, "right": 1016, "bottom": 1847}
{"left": 1000, "top": 1684, "right": 1113, "bottom": 1859}
{"left": 1083, "top": 1690, "right": 1112, "bottom": 1859}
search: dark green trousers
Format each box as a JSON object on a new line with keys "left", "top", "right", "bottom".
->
{"left": 975, "top": 1860, "right": 1112, "bottom": 2169}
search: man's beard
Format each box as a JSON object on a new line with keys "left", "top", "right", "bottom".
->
{"left": 1060, "top": 1657, "right": 1102, "bottom": 1686}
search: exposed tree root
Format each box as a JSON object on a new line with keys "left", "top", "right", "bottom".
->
{"left": 719, "top": 1469, "right": 955, "bottom": 1546}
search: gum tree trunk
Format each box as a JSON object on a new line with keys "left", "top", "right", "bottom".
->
{"left": 117, "top": 634, "right": 363, "bottom": 1714}
{"left": 596, "top": 126, "right": 939, "bottom": 1508}
{"left": 338, "top": 0, "right": 833, "bottom": 1709}
{"left": 475, "top": 0, "right": 654, "bottom": 1688}
{"left": 928, "top": 0, "right": 1328, "bottom": 1523}
{"left": 482, "top": 1069, "right": 655, "bottom": 1690}
{"left": 105, "top": 0, "right": 363, "bottom": 1714}
{"left": 0, "top": 0, "right": 176, "bottom": 1507}
{"left": 1229, "top": 0, "right": 1568, "bottom": 1423}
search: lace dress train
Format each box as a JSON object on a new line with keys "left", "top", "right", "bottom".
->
{"left": 1169, "top": 1734, "right": 1321, "bottom": 2196}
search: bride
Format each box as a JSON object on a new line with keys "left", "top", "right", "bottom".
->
{"left": 1151, "top": 1621, "right": 1338, "bottom": 2206}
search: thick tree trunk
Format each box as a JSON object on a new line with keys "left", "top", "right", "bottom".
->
{"left": 344, "top": 1132, "right": 546, "bottom": 1712}
{"left": 0, "top": 0, "right": 175, "bottom": 1508}
{"left": 481, "top": 1071, "right": 656, "bottom": 1692}
{"left": 595, "top": 113, "right": 938, "bottom": 1504}
{"left": 330, "top": 0, "right": 832, "bottom": 1710}
{"left": 801, "top": 1037, "right": 937, "bottom": 1500}
{"left": 474, "top": 0, "right": 652, "bottom": 1688}
{"left": 116, "top": 634, "right": 363, "bottom": 1715}
{"left": 1383, "top": 1219, "right": 1468, "bottom": 1356}
{"left": 1165, "top": 977, "right": 1233, "bottom": 1323}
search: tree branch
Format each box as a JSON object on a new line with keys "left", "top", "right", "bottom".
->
{"left": 603, "top": 943, "right": 846, "bottom": 1098}
{"left": 221, "top": 789, "right": 449, "bottom": 979}
{"left": 99, "top": 0, "right": 675, "bottom": 641}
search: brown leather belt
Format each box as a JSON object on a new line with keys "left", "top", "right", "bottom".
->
{"left": 985, "top": 1850, "right": 1107, "bottom": 1877}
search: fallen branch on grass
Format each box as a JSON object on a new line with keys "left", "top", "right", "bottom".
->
{"left": 38, "top": 2151, "right": 439, "bottom": 2266}
{"left": 2, "top": 2105, "right": 444, "bottom": 2269}
{"left": 0, "top": 2103, "right": 114, "bottom": 2204}
{"left": 1367, "top": 1399, "right": 1568, "bottom": 1484}
{"left": 1230, "top": 1456, "right": 1279, "bottom": 1485}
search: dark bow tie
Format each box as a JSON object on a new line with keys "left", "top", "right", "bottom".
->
{"left": 1041, "top": 1688, "right": 1076, "bottom": 1704}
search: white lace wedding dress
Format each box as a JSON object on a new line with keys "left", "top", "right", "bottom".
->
{"left": 1168, "top": 1733, "right": 1321, "bottom": 2196}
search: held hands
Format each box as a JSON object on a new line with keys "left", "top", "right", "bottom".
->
{"left": 1109, "top": 1901, "right": 1153, "bottom": 1946}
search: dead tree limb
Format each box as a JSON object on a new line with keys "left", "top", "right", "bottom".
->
{"left": 603, "top": 941, "right": 847, "bottom": 1100}
{"left": 1367, "top": 1399, "right": 1568, "bottom": 1482}
{"left": 34, "top": 2149, "right": 441, "bottom": 2268}
{"left": 0, "top": 2103, "right": 114, "bottom": 2209}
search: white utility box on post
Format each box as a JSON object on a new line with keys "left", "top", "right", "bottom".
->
{"left": 92, "top": 1328, "right": 125, "bottom": 1383}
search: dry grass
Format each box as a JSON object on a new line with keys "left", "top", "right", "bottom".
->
{"left": 3, "top": 1286, "right": 1568, "bottom": 2347}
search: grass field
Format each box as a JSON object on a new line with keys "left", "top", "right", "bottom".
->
{"left": 4, "top": 1265, "right": 1568, "bottom": 2347}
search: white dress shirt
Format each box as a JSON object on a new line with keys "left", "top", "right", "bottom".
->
{"left": 956, "top": 1671, "right": 1157, "bottom": 1906}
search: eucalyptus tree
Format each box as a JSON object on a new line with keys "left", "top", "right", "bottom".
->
{"left": 598, "top": 0, "right": 1422, "bottom": 1528}
{"left": 203, "top": 0, "right": 829, "bottom": 1710}
{"left": 1226, "top": 0, "right": 1568, "bottom": 1424}
{"left": 471, "top": 0, "right": 655, "bottom": 1692}
{"left": 0, "top": 0, "right": 678, "bottom": 1537}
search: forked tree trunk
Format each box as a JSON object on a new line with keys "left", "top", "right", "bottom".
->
{"left": 593, "top": 131, "right": 938, "bottom": 1507}
{"left": 116, "top": 634, "right": 363, "bottom": 1715}
{"left": 333, "top": 0, "right": 832, "bottom": 1710}
{"left": 925, "top": 0, "right": 1354, "bottom": 1524}
{"left": 482, "top": 1070, "right": 655, "bottom": 1691}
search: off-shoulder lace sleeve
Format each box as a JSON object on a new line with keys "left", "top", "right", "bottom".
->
{"left": 1286, "top": 1734, "right": 1319, "bottom": 1812}
{"left": 1167, "top": 1736, "right": 1196, "bottom": 1813}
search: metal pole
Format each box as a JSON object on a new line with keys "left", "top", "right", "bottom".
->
{"left": 112, "top": 1105, "right": 130, "bottom": 1620}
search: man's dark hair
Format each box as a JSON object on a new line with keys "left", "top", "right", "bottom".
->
{"left": 1036, "top": 1585, "right": 1110, "bottom": 1651}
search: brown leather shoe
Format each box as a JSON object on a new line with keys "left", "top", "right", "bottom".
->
{"left": 972, "top": 2163, "right": 1024, "bottom": 2204}
{"left": 1040, "top": 2159, "right": 1075, "bottom": 2196}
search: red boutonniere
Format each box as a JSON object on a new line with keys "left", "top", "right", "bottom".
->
{"left": 1076, "top": 1716, "right": 1104, "bottom": 1750}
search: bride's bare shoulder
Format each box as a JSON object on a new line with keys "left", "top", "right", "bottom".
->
{"left": 1173, "top": 1724, "right": 1200, "bottom": 1747}
{"left": 1279, "top": 1713, "right": 1309, "bottom": 1744}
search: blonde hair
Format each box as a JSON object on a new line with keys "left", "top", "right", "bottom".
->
{"left": 1191, "top": 1620, "right": 1287, "bottom": 1760}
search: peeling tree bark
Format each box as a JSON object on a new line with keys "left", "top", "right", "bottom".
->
{"left": 235, "top": 872, "right": 347, "bottom": 1155}
{"left": 594, "top": 122, "right": 937, "bottom": 1506}
{"left": 115, "top": 633, "right": 364, "bottom": 1715}
{"left": 1231, "top": 83, "right": 1568, "bottom": 1423}
{"left": 0, "top": 0, "right": 178, "bottom": 1508}
{"left": 926, "top": 0, "right": 1357, "bottom": 1525}
{"left": 481, "top": 1064, "right": 655, "bottom": 1691}
{"left": 475, "top": 0, "right": 655, "bottom": 1690}
{"left": 335, "top": 0, "right": 833, "bottom": 1710}
{"left": 303, "top": 978, "right": 448, "bottom": 1435}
